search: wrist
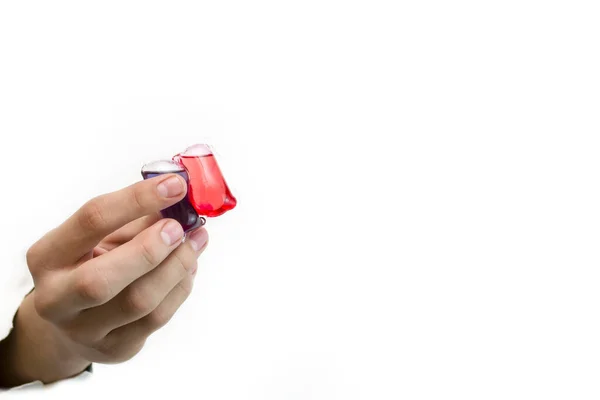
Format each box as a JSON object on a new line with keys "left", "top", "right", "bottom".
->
{"left": 0, "top": 292, "right": 90, "bottom": 387}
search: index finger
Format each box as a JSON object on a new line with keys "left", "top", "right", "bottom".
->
{"left": 30, "top": 174, "right": 187, "bottom": 270}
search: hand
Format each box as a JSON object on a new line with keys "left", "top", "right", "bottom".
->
{"left": 1, "top": 174, "right": 209, "bottom": 386}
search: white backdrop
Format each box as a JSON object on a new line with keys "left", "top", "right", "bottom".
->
{"left": 1, "top": 1, "right": 600, "bottom": 399}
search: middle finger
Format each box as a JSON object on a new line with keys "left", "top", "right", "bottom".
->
{"left": 66, "top": 228, "right": 208, "bottom": 340}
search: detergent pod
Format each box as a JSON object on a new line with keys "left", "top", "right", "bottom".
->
{"left": 141, "top": 144, "right": 236, "bottom": 233}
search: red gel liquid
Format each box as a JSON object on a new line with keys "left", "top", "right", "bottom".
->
{"left": 174, "top": 151, "right": 237, "bottom": 217}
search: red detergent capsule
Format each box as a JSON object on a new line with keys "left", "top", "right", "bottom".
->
{"left": 173, "top": 144, "right": 237, "bottom": 218}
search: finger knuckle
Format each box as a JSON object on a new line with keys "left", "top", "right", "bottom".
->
{"left": 117, "top": 340, "right": 146, "bottom": 362}
{"left": 147, "top": 307, "right": 172, "bottom": 328}
{"left": 121, "top": 286, "right": 156, "bottom": 316}
{"left": 94, "top": 339, "right": 120, "bottom": 359}
{"left": 138, "top": 239, "right": 160, "bottom": 267}
{"left": 131, "top": 186, "right": 146, "bottom": 211}
{"left": 25, "top": 243, "right": 41, "bottom": 272}
{"left": 75, "top": 269, "right": 111, "bottom": 305}
{"left": 95, "top": 338, "right": 145, "bottom": 362}
{"left": 177, "top": 277, "right": 194, "bottom": 299}
{"left": 32, "top": 291, "right": 56, "bottom": 321}
{"left": 172, "top": 251, "right": 195, "bottom": 276}
{"left": 79, "top": 198, "right": 108, "bottom": 231}
{"left": 63, "top": 325, "right": 93, "bottom": 346}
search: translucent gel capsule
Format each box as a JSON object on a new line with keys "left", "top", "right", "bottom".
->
{"left": 173, "top": 144, "right": 237, "bottom": 217}
{"left": 141, "top": 160, "right": 205, "bottom": 233}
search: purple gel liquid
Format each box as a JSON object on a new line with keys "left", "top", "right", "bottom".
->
{"left": 141, "top": 161, "right": 205, "bottom": 233}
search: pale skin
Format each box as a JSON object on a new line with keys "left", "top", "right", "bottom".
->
{"left": 0, "top": 174, "right": 208, "bottom": 387}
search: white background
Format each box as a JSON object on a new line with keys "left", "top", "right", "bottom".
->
{"left": 1, "top": 1, "right": 600, "bottom": 399}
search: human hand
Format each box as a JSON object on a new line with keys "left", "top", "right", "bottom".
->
{"left": 23, "top": 174, "right": 208, "bottom": 369}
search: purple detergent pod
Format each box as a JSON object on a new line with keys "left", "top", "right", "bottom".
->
{"left": 141, "top": 160, "right": 205, "bottom": 233}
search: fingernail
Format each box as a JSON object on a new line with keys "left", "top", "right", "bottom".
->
{"left": 157, "top": 176, "right": 185, "bottom": 198}
{"left": 188, "top": 228, "right": 208, "bottom": 252}
{"left": 161, "top": 221, "right": 184, "bottom": 246}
